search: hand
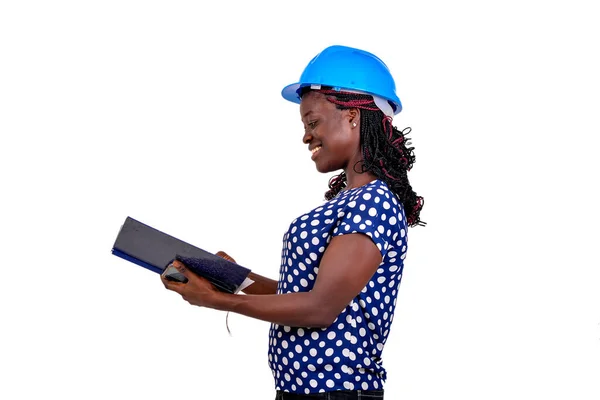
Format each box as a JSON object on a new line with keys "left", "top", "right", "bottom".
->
{"left": 161, "top": 260, "right": 221, "bottom": 308}
{"left": 215, "top": 251, "right": 236, "bottom": 263}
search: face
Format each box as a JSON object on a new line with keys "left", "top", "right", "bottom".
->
{"left": 300, "top": 91, "right": 361, "bottom": 173}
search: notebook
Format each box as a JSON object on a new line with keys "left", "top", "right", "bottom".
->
{"left": 111, "top": 216, "right": 251, "bottom": 294}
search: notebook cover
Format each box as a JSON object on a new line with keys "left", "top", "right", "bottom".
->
{"left": 111, "top": 216, "right": 250, "bottom": 293}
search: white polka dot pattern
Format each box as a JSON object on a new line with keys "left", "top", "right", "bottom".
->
{"left": 268, "top": 180, "right": 408, "bottom": 394}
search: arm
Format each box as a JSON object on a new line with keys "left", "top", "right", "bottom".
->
{"left": 163, "top": 233, "right": 381, "bottom": 328}
{"left": 244, "top": 271, "right": 278, "bottom": 295}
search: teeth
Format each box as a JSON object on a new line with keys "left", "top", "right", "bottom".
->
{"left": 311, "top": 146, "right": 322, "bottom": 154}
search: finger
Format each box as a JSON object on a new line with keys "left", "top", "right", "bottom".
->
{"left": 216, "top": 251, "right": 236, "bottom": 263}
{"left": 172, "top": 259, "right": 191, "bottom": 277}
{"left": 161, "top": 274, "right": 185, "bottom": 294}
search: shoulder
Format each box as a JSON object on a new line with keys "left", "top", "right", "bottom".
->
{"left": 333, "top": 180, "right": 406, "bottom": 253}
{"left": 339, "top": 180, "right": 401, "bottom": 214}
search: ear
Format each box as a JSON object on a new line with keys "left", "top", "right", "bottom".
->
{"left": 347, "top": 107, "right": 360, "bottom": 127}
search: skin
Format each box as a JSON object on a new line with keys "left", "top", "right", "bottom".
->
{"left": 162, "top": 91, "right": 381, "bottom": 328}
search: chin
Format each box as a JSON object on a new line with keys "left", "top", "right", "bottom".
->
{"left": 315, "top": 163, "right": 327, "bottom": 173}
{"left": 314, "top": 159, "right": 340, "bottom": 174}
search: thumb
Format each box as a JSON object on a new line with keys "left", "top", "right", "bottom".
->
{"left": 172, "top": 259, "right": 191, "bottom": 277}
{"left": 216, "top": 251, "right": 236, "bottom": 263}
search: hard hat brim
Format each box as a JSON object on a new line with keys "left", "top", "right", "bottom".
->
{"left": 281, "top": 83, "right": 303, "bottom": 105}
{"left": 281, "top": 82, "right": 402, "bottom": 115}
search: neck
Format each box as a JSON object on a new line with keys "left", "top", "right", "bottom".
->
{"left": 343, "top": 168, "right": 377, "bottom": 191}
{"left": 342, "top": 146, "right": 377, "bottom": 191}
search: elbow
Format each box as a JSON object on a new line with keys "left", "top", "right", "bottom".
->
{"left": 310, "top": 320, "right": 331, "bottom": 330}
{"left": 299, "top": 292, "right": 343, "bottom": 329}
{"left": 308, "top": 306, "right": 341, "bottom": 329}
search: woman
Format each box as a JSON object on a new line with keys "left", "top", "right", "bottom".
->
{"left": 162, "top": 45, "right": 424, "bottom": 399}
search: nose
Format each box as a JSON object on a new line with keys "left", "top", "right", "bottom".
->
{"left": 302, "top": 130, "right": 313, "bottom": 144}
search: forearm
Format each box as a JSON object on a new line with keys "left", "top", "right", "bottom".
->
{"left": 214, "top": 291, "right": 333, "bottom": 328}
{"left": 242, "top": 272, "right": 278, "bottom": 295}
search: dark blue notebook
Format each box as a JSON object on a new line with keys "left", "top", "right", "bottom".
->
{"left": 111, "top": 216, "right": 251, "bottom": 293}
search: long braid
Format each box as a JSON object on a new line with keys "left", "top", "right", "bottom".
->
{"left": 311, "top": 89, "right": 425, "bottom": 227}
{"left": 326, "top": 172, "right": 347, "bottom": 200}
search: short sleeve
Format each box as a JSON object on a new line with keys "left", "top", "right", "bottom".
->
{"left": 332, "top": 186, "right": 402, "bottom": 256}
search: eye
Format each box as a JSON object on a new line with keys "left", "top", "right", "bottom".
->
{"left": 307, "top": 120, "right": 318, "bottom": 130}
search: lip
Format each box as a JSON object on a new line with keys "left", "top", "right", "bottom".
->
{"left": 310, "top": 146, "right": 322, "bottom": 160}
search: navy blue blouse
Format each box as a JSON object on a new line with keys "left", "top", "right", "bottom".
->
{"left": 268, "top": 179, "right": 408, "bottom": 394}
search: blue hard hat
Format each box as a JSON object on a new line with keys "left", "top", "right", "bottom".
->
{"left": 281, "top": 45, "right": 402, "bottom": 114}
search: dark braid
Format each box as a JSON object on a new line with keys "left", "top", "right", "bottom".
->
{"left": 302, "top": 88, "right": 425, "bottom": 227}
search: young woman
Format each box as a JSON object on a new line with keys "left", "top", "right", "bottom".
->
{"left": 162, "top": 45, "right": 424, "bottom": 399}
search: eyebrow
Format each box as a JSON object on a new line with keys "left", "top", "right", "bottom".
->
{"left": 301, "top": 110, "right": 314, "bottom": 119}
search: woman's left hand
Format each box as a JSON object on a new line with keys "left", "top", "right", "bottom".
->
{"left": 161, "top": 260, "right": 221, "bottom": 308}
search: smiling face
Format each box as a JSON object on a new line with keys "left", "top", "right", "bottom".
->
{"left": 300, "top": 91, "right": 362, "bottom": 174}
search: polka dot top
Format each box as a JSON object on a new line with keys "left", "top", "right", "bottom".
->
{"left": 267, "top": 179, "right": 408, "bottom": 394}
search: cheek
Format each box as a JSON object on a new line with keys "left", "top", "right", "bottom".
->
{"left": 327, "top": 127, "right": 357, "bottom": 153}
{"left": 320, "top": 121, "right": 349, "bottom": 145}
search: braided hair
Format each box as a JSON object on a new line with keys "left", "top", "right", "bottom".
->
{"left": 300, "top": 87, "right": 425, "bottom": 227}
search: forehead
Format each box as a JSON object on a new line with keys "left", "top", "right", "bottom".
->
{"left": 299, "top": 91, "right": 337, "bottom": 118}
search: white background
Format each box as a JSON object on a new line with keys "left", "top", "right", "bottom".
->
{"left": 1, "top": 1, "right": 599, "bottom": 399}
